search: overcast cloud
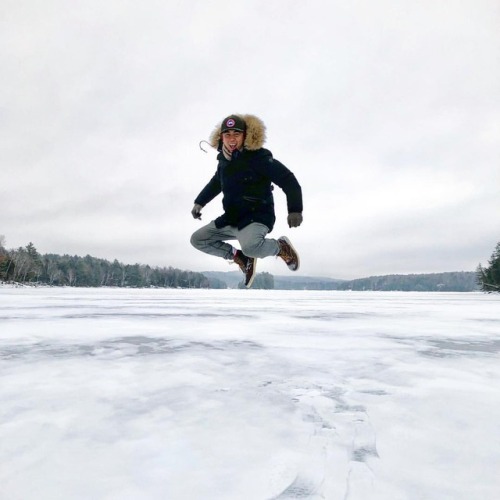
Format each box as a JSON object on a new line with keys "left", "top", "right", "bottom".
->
{"left": 1, "top": 0, "right": 499, "bottom": 279}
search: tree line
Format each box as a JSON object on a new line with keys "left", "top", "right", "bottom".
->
{"left": 0, "top": 238, "right": 225, "bottom": 289}
{"left": 335, "top": 271, "right": 478, "bottom": 292}
{"left": 2, "top": 236, "right": 499, "bottom": 292}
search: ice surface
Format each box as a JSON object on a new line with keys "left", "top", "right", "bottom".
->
{"left": 1, "top": 288, "right": 499, "bottom": 500}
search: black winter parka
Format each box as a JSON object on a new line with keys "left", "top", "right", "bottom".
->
{"left": 194, "top": 147, "right": 302, "bottom": 232}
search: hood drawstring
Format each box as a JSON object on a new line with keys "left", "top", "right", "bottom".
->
{"left": 199, "top": 140, "right": 214, "bottom": 153}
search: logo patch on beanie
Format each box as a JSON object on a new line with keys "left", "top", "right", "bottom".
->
{"left": 226, "top": 118, "right": 236, "bottom": 128}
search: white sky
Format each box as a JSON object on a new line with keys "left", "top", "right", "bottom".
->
{"left": 1, "top": 0, "right": 499, "bottom": 279}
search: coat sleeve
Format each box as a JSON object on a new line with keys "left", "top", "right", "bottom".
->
{"left": 264, "top": 156, "right": 303, "bottom": 214}
{"left": 194, "top": 172, "right": 222, "bottom": 207}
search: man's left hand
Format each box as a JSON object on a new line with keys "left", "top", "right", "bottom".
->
{"left": 287, "top": 212, "right": 303, "bottom": 228}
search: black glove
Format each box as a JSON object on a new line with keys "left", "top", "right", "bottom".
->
{"left": 191, "top": 204, "right": 203, "bottom": 220}
{"left": 287, "top": 212, "right": 303, "bottom": 228}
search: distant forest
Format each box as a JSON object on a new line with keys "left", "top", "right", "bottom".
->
{"left": 334, "top": 272, "right": 477, "bottom": 292}
{"left": 0, "top": 238, "right": 481, "bottom": 291}
{"left": 264, "top": 271, "right": 477, "bottom": 291}
{"left": 0, "top": 240, "right": 225, "bottom": 289}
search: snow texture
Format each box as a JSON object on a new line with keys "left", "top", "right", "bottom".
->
{"left": 1, "top": 288, "right": 499, "bottom": 499}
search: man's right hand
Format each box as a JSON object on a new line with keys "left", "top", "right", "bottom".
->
{"left": 287, "top": 212, "right": 303, "bottom": 228}
{"left": 191, "top": 204, "right": 203, "bottom": 220}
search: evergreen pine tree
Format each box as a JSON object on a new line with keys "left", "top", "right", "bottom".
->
{"left": 477, "top": 242, "right": 500, "bottom": 293}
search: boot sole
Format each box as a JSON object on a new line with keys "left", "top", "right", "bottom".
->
{"left": 245, "top": 258, "right": 257, "bottom": 288}
{"left": 279, "top": 236, "right": 300, "bottom": 271}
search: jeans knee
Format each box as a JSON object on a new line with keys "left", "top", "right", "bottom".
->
{"left": 190, "top": 231, "right": 202, "bottom": 249}
{"left": 240, "top": 240, "right": 263, "bottom": 257}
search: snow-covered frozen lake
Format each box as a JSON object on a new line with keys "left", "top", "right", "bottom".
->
{"left": 1, "top": 287, "right": 499, "bottom": 500}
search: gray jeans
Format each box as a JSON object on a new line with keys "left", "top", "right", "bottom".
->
{"left": 190, "top": 221, "right": 280, "bottom": 260}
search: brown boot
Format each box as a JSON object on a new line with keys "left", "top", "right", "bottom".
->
{"left": 277, "top": 236, "right": 300, "bottom": 271}
{"left": 233, "top": 250, "right": 257, "bottom": 288}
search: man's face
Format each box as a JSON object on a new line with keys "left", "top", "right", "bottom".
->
{"left": 222, "top": 130, "right": 244, "bottom": 152}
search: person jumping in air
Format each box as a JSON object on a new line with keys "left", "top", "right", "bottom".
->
{"left": 190, "top": 114, "right": 303, "bottom": 288}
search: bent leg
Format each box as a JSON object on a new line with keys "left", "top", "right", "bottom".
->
{"left": 190, "top": 221, "right": 237, "bottom": 260}
{"left": 237, "top": 223, "right": 280, "bottom": 258}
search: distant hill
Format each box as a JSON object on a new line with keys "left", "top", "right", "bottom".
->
{"left": 203, "top": 271, "right": 249, "bottom": 289}
{"left": 203, "top": 271, "right": 345, "bottom": 290}
{"left": 202, "top": 271, "right": 477, "bottom": 291}
{"left": 272, "top": 275, "right": 346, "bottom": 290}
{"left": 336, "top": 271, "right": 477, "bottom": 292}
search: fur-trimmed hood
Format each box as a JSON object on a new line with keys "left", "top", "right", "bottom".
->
{"left": 209, "top": 114, "right": 267, "bottom": 151}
